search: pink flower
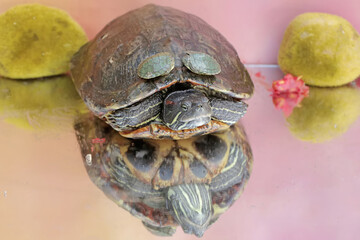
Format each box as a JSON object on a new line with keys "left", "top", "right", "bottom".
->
{"left": 355, "top": 77, "right": 360, "bottom": 88}
{"left": 271, "top": 74, "right": 309, "bottom": 117}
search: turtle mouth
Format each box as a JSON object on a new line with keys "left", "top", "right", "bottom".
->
{"left": 175, "top": 116, "right": 211, "bottom": 131}
{"left": 180, "top": 114, "right": 211, "bottom": 124}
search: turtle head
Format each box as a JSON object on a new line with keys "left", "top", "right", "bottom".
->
{"left": 163, "top": 89, "right": 211, "bottom": 130}
{"left": 166, "top": 183, "right": 212, "bottom": 237}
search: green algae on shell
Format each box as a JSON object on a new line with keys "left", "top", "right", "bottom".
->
{"left": 137, "top": 52, "right": 175, "bottom": 79}
{"left": 0, "top": 4, "right": 88, "bottom": 79}
{"left": 182, "top": 51, "right": 221, "bottom": 75}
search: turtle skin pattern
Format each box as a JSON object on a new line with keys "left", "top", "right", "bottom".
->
{"left": 74, "top": 113, "right": 253, "bottom": 237}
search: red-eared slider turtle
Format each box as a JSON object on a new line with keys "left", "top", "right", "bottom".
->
{"left": 74, "top": 113, "right": 253, "bottom": 237}
{"left": 71, "top": 4, "right": 254, "bottom": 140}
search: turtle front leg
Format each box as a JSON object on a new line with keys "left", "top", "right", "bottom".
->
{"left": 142, "top": 221, "right": 176, "bottom": 236}
{"left": 210, "top": 97, "right": 248, "bottom": 125}
{"left": 104, "top": 92, "right": 162, "bottom": 131}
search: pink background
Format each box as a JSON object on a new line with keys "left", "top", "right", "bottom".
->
{"left": 0, "top": 1, "right": 360, "bottom": 240}
{"left": 1, "top": 0, "right": 360, "bottom": 64}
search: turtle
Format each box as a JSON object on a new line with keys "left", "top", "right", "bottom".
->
{"left": 70, "top": 4, "right": 254, "bottom": 140}
{"left": 74, "top": 113, "right": 253, "bottom": 237}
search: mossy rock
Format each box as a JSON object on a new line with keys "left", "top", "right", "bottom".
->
{"left": 0, "top": 75, "right": 88, "bottom": 131}
{"left": 286, "top": 86, "right": 360, "bottom": 143}
{"left": 0, "top": 4, "right": 88, "bottom": 79}
{"left": 278, "top": 13, "right": 360, "bottom": 87}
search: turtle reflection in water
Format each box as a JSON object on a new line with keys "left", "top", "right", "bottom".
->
{"left": 71, "top": 4, "right": 254, "bottom": 140}
{"left": 75, "top": 114, "right": 252, "bottom": 237}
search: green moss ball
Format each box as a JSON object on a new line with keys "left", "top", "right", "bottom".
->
{"left": 0, "top": 4, "right": 88, "bottom": 79}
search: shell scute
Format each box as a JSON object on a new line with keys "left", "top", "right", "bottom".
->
{"left": 70, "top": 4, "right": 254, "bottom": 116}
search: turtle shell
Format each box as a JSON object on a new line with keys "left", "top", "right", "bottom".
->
{"left": 70, "top": 4, "right": 254, "bottom": 117}
{"left": 74, "top": 113, "right": 253, "bottom": 236}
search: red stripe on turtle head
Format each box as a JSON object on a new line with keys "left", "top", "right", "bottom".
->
{"left": 165, "top": 100, "right": 175, "bottom": 105}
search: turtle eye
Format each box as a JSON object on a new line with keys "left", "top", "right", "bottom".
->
{"left": 181, "top": 104, "right": 188, "bottom": 111}
{"left": 182, "top": 51, "right": 221, "bottom": 75}
{"left": 137, "top": 52, "right": 175, "bottom": 79}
